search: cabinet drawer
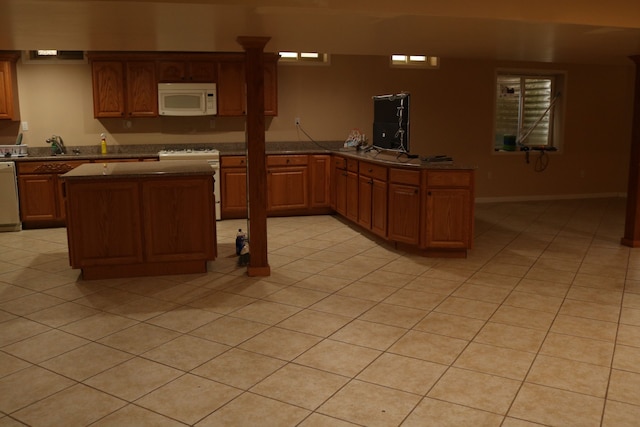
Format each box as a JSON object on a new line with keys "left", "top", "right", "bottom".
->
{"left": 346, "top": 158, "right": 359, "bottom": 173}
{"left": 333, "top": 156, "right": 346, "bottom": 169}
{"left": 18, "top": 161, "right": 86, "bottom": 174}
{"left": 425, "top": 170, "right": 472, "bottom": 187}
{"left": 359, "top": 162, "right": 387, "bottom": 181}
{"left": 389, "top": 168, "right": 420, "bottom": 185}
{"left": 267, "top": 155, "right": 308, "bottom": 166}
{"left": 221, "top": 156, "right": 247, "bottom": 167}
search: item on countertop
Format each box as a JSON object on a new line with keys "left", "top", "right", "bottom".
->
{"left": 46, "top": 135, "right": 66, "bottom": 155}
{"left": 235, "top": 228, "right": 247, "bottom": 256}
{"left": 344, "top": 128, "right": 367, "bottom": 149}
{"left": 100, "top": 133, "right": 108, "bottom": 154}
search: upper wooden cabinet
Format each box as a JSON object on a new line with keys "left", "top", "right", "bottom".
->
{"left": 88, "top": 51, "right": 278, "bottom": 118}
{"left": 89, "top": 56, "right": 157, "bottom": 118}
{"left": 0, "top": 51, "right": 20, "bottom": 121}
{"left": 216, "top": 53, "right": 279, "bottom": 116}
{"left": 217, "top": 58, "right": 246, "bottom": 117}
{"left": 157, "top": 60, "right": 217, "bottom": 83}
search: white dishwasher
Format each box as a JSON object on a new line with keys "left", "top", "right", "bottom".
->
{"left": 0, "top": 161, "right": 21, "bottom": 232}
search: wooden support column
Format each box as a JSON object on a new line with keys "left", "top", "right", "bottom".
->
{"left": 237, "top": 36, "right": 271, "bottom": 276}
{"left": 622, "top": 55, "right": 640, "bottom": 247}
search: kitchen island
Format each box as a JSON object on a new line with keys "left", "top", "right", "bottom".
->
{"left": 61, "top": 160, "right": 217, "bottom": 280}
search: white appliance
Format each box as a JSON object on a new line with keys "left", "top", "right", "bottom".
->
{"left": 158, "top": 149, "right": 221, "bottom": 220}
{"left": 0, "top": 161, "right": 21, "bottom": 232}
{"left": 158, "top": 83, "right": 217, "bottom": 116}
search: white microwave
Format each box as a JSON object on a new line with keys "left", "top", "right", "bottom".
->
{"left": 158, "top": 83, "right": 217, "bottom": 116}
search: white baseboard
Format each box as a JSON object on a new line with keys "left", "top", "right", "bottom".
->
{"left": 475, "top": 192, "right": 627, "bottom": 203}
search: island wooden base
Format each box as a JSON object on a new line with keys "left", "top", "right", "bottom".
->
{"left": 81, "top": 260, "right": 208, "bottom": 280}
{"left": 62, "top": 161, "right": 217, "bottom": 281}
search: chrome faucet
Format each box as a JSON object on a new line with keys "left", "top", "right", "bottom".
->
{"left": 46, "top": 135, "right": 66, "bottom": 155}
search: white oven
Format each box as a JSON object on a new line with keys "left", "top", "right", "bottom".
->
{"left": 158, "top": 149, "right": 220, "bottom": 220}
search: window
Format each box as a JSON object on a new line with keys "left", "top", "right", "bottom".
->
{"left": 29, "top": 50, "right": 84, "bottom": 60}
{"left": 278, "top": 51, "right": 329, "bottom": 64}
{"left": 391, "top": 54, "right": 439, "bottom": 69}
{"left": 494, "top": 71, "right": 564, "bottom": 152}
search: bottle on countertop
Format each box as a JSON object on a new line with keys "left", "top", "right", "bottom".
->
{"left": 235, "top": 229, "right": 247, "bottom": 256}
{"left": 100, "top": 133, "right": 107, "bottom": 154}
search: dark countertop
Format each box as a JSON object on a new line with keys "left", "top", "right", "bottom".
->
{"left": 12, "top": 141, "right": 474, "bottom": 170}
{"left": 61, "top": 159, "right": 216, "bottom": 180}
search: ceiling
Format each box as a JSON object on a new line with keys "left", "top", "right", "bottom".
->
{"left": 1, "top": 0, "right": 640, "bottom": 65}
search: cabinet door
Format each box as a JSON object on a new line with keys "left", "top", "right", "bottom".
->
{"left": 424, "top": 188, "right": 471, "bottom": 248}
{"left": 220, "top": 167, "right": 247, "bottom": 218}
{"left": 357, "top": 175, "right": 372, "bottom": 229}
{"left": 263, "top": 58, "right": 278, "bottom": 116}
{"left": 358, "top": 176, "right": 387, "bottom": 237}
{"left": 91, "top": 60, "right": 125, "bottom": 118}
{"left": 388, "top": 183, "right": 421, "bottom": 245}
{"left": 0, "top": 59, "right": 19, "bottom": 120}
{"left": 189, "top": 61, "right": 217, "bottom": 82}
{"left": 334, "top": 167, "right": 347, "bottom": 215}
{"left": 309, "top": 155, "right": 331, "bottom": 208}
{"left": 65, "top": 181, "right": 143, "bottom": 267}
{"left": 142, "top": 178, "right": 216, "bottom": 262}
{"left": 157, "top": 61, "right": 187, "bottom": 82}
{"left": 371, "top": 178, "right": 387, "bottom": 238}
{"left": 18, "top": 174, "right": 59, "bottom": 221}
{"left": 217, "top": 59, "right": 246, "bottom": 116}
{"left": 267, "top": 166, "right": 309, "bottom": 212}
{"left": 346, "top": 171, "right": 359, "bottom": 222}
{"left": 126, "top": 61, "right": 158, "bottom": 117}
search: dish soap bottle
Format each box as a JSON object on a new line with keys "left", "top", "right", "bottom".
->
{"left": 100, "top": 133, "right": 107, "bottom": 154}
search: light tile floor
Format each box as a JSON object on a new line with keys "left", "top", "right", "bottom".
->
{"left": 1, "top": 198, "right": 640, "bottom": 426}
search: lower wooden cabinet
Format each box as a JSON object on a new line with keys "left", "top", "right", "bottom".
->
{"left": 221, "top": 154, "right": 332, "bottom": 219}
{"left": 388, "top": 168, "right": 422, "bottom": 245}
{"left": 16, "top": 158, "right": 158, "bottom": 228}
{"left": 65, "top": 174, "right": 216, "bottom": 279}
{"left": 334, "top": 159, "right": 475, "bottom": 256}
{"left": 422, "top": 170, "right": 474, "bottom": 249}
{"left": 17, "top": 160, "right": 85, "bottom": 227}
{"left": 220, "top": 156, "right": 248, "bottom": 219}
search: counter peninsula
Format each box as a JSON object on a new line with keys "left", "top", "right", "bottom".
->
{"left": 61, "top": 160, "right": 217, "bottom": 280}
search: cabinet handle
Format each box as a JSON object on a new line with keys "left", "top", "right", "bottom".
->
{"left": 427, "top": 191, "right": 432, "bottom": 196}
{"left": 368, "top": 168, "right": 373, "bottom": 173}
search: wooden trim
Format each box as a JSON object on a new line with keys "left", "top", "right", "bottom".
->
{"left": 622, "top": 55, "right": 640, "bottom": 247}
{"left": 238, "top": 36, "right": 271, "bottom": 276}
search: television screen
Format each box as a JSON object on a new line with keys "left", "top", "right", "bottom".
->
{"left": 372, "top": 93, "right": 410, "bottom": 152}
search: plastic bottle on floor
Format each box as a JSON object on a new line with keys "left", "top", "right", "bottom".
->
{"left": 235, "top": 229, "right": 246, "bottom": 256}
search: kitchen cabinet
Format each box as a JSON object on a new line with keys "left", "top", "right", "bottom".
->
{"left": 157, "top": 60, "right": 216, "bottom": 82}
{"left": 16, "top": 157, "right": 158, "bottom": 228}
{"left": 217, "top": 58, "right": 246, "bottom": 116}
{"left": 63, "top": 162, "right": 216, "bottom": 280}
{"left": 0, "top": 52, "right": 20, "bottom": 121}
{"left": 423, "top": 170, "right": 474, "bottom": 250}
{"left": 217, "top": 54, "right": 279, "bottom": 116}
{"left": 267, "top": 155, "right": 309, "bottom": 213}
{"left": 332, "top": 156, "right": 358, "bottom": 221}
{"left": 90, "top": 57, "right": 157, "bottom": 118}
{"left": 221, "top": 153, "right": 330, "bottom": 219}
{"left": 17, "top": 160, "right": 85, "bottom": 227}
{"left": 309, "top": 154, "right": 331, "bottom": 209}
{"left": 332, "top": 154, "right": 475, "bottom": 257}
{"left": 388, "top": 168, "right": 421, "bottom": 245}
{"left": 220, "top": 155, "right": 248, "bottom": 219}
{"left": 357, "top": 161, "right": 387, "bottom": 238}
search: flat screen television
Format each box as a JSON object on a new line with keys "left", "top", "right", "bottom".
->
{"left": 372, "top": 93, "right": 410, "bottom": 152}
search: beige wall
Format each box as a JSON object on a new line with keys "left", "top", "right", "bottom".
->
{"left": 0, "top": 54, "right": 635, "bottom": 200}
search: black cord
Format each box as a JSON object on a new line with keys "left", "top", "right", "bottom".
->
{"left": 534, "top": 150, "right": 549, "bottom": 172}
{"left": 296, "top": 124, "right": 343, "bottom": 151}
